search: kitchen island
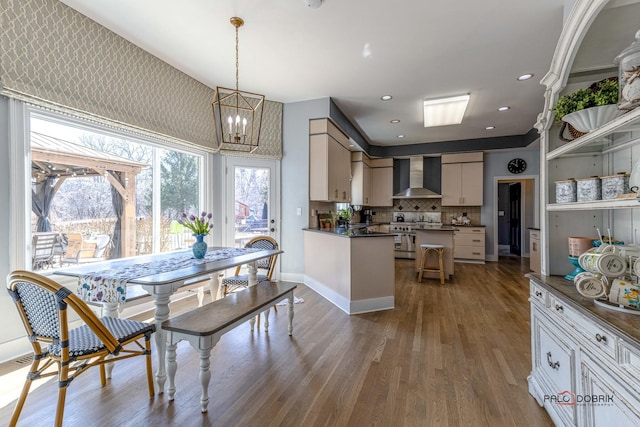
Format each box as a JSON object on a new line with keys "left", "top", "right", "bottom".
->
{"left": 414, "top": 226, "right": 456, "bottom": 281}
{"left": 303, "top": 228, "right": 395, "bottom": 314}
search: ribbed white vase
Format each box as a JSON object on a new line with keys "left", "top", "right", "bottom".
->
{"left": 562, "top": 104, "right": 624, "bottom": 133}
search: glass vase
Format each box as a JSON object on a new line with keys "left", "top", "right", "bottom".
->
{"left": 192, "top": 234, "right": 208, "bottom": 259}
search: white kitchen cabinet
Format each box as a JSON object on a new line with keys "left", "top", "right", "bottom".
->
{"left": 453, "top": 227, "right": 485, "bottom": 263}
{"left": 530, "top": 229, "right": 541, "bottom": 274}
{"left": 441, "top": 153, "right": 483, "bottom": 206}
{"left": 581, "top": 352, "right": 640, "bottom": 426}
{"left": 309, "top": 118, "right": 351, "bottom": 202}
{"left": 351, "top": 152, "right": 371, "bottom": 206}
{"left": 528, "top": 276, "right": 640, "bottom": 427}
{"left": 352, "top": 154, "right": 393, "bottom": 207}
{"left": 369, "top": 158, "right": 393, "bottom": 207}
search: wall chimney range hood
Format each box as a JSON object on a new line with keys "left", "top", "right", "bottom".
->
{"left": 393, "top": 156, "right": 441, "bottom": 199}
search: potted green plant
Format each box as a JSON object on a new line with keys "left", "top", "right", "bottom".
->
{"left": 554, "top": 78, "right": 622, "bottom": 140}
{"left": 338, "top": 207, "right": 353, "bottom": 224}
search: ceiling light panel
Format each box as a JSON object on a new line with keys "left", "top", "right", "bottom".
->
{"left": 423, "top": 94, "right": 470, "bottom": 127}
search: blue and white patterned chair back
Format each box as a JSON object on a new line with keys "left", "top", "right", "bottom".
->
{"left": 13, "top": 281, "right": 61, "bottom": 341}
{"left": 246, "top": 236, "right": 278, "bottom": 272}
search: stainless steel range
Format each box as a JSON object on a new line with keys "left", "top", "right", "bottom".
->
{"left": 391, "top": 221, "right": 443, "bottom": 259}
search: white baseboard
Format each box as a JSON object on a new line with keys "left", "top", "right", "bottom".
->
{"left": 303, "top": 275, "right": 394, "bottom": 315}
{"left": 303, "top": 275, "right": 350, "bottom": 314}
{"left": 279, "top": 272, "right": 305, "bottom": 283}
{"left": 350, "top": 296, "right": 394, "bottom": 314}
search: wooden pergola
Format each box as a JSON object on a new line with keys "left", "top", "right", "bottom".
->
{"left": 31, "top": 133, "right": 146, "bottom": 258}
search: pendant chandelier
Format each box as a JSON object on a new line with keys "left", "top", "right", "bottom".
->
{"left": 212, "top": 17, "right": 265, "bottom": 154}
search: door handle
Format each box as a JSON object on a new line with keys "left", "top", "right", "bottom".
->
{"left": 270, "top": 228, "right": 275, "bottom": 232}
{"left": 546, "top": 352, "right": 560, "bottom": 370}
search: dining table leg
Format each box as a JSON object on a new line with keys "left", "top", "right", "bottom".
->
{"left": 248, "top": 261, "right": 258, "bottom": 330}
{"left": 142, "top": 284, "right": 173, "bottom": 393}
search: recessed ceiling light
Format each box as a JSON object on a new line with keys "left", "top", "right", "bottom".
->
{"left": 398, "top": 134, "right": 405, "bottom": 138}
{"left": 390, "top": 119, "right": 400, "bottom": 123}
{"left": 381, "top": 95, "right": 392, "bottom": 101}
{"left": 517, "top": 73, "right": 534, "bottom": 81}
{"left": 423, "top": 94, "right": 470, "bottom": 127}
{"left": 497, "top": 106, "right": 510, "bottom": 111}
{"left": 485, "top": 126, "right": 495, "bottom": 130}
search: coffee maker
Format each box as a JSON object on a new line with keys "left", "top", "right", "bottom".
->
{"left": 363, "top": 209, "right": 372, "bottom": 224}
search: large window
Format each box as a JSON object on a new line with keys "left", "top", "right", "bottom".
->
{"left": 29, "top": 112, "right": 208, "bottom": 271}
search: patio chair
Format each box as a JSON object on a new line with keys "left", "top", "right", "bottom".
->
{"left": 6, "top": 270, "right": 155, "bottom": 427}
{"left": 31, "top": 232, "right": 59, "bottom": 270}
{"left": 62, "top": 233, "right": 111, "bottom": 265}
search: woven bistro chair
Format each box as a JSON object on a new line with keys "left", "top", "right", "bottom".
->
{"left": 222, "top": 235, "right": 279, "bottom": 296}
{"left": 221, "top": 236, "right": 279, "bottom": 326}
{"left": 6, "top": 270, "right": 155, "bottom": 427}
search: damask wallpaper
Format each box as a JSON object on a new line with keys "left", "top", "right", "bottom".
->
{"left": 0, "top": 0, "right": 282, "bottom": 158}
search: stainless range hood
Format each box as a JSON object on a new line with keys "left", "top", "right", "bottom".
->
{"left": 393, "top": 156, "right": 441, "bottom": 199}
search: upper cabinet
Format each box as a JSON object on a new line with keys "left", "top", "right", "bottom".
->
{"left": 351, "top": 152, "right": 371, "bottom": 206}
{"left": 309, "top": 119, "right": 351, "bottom": 202}
{"left": 369, "top": 158, "right": 393, "bottom": 207}
{"left": 537, "top": 0, "right": 640, "bottom": 276}
{"left": 441, "top": 152, "right": 483, "bottom": 206}
{"left": 351, "top": 152, "right": 393, "bottom": 207}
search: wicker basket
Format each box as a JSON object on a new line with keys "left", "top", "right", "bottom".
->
{"left": 559, "top": 121, "right": 587, "bottom": 142}
{"left": 568, "top": 236, "right": 594, "bottom": 257}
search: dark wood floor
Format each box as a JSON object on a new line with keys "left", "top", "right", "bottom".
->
{"left": 0, "top": 258, "right": 553, "bottom": 426}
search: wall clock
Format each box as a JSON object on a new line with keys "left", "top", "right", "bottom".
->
{"left": 507, "top": 158, "right": 527, "bottom": 174}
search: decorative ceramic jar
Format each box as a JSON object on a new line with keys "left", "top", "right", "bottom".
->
{"left": 192, "top": 234, "right": 208, "bottom": 259}
{"left": 601, "top": 173, "right": 630, "bottom": 199}
{"left": 576, "top": 176, "right": 601, "bottom": 202}
{"left": 615, "top": 29, "right": 640, "bottom": 111}
{"left": 555, "top": 179, "right": 577, "bottom": 203}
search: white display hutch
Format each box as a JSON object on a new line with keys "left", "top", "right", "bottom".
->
{"left": 530, "top": 1, "right": 640, "bottom": 425}
{"left": 537, "top": 0, "right": 640, "bottom": 277}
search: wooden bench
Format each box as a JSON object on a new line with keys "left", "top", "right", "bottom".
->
{"left": 161, "top": 281, "right": 297, "bottom": 412}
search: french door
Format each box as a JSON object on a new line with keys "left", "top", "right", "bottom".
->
{"left": 223, "top": 156, "right": 280, "bottom": 257}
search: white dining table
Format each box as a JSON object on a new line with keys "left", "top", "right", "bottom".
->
{"left": 55, "top": 246, "right": 282, "bottom": 393}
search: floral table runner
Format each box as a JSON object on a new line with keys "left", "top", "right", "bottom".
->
{"left": 77, "top": 247, "right": 262, "bottom": 304}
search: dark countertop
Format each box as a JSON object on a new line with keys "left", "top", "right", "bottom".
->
{"left": 303, "top": 228, "right": 396, "bottom": 238}
{"left": 449, "top": 224, "right": 486, "bottom": 227}
{"left": 528, "top": 227, "right": 540, "bottom": 231}
{"left": 527, "top": 274, "right": 640, "bottom": 351}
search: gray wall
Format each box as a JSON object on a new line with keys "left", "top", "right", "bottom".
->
{"left": 482, "top": 147, "right": 540, "bottom": 259}
{"left": 281, "top": 98, "right": 330, "bottom": 279}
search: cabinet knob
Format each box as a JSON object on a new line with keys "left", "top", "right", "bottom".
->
{"left": 555, "top": 304, "right": 563, "bottom": 312}
{"left": 546, "top": 351, "right": 560, "bottom": 370}
{"left": 535, "top": 291, "right": 542, "bottom": 297}
{"left": 595, "top": 333, "right": 607, "bottom": 343}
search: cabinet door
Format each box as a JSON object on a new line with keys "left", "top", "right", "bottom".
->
{"left": 370, "top": 166, "right": 393, "bottom": 207}
{"left": 351, "top": 161, "right": 368, "bottom": 206}
{"left": 532, "top": 307, "right": 578, "bottom": 425}
{"left": 337, "top": 143, "right": 351, "bottom": 202}
{"left": 327, "top": 136, "right": 341, "bottom": 201}
{"left": 309, "top": 134, "right": 330, "bottom": 201}
{"left": 581, "top": 352, "right": 640, "bottom": 426}
{"left": 530, "top": 232, "right": 541, "bottom": 273}
{"left": 441, "top": 163, "right": 462, "bottom": 206}
{"left": 461, "top": 162, "right": 483, "bottom": 205}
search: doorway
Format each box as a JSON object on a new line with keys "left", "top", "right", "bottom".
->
{"left": 495, "top": 177, "right": 537, "bottom": 260}
{"left": 223, "top": 156, "right": 280, "bottom": 253}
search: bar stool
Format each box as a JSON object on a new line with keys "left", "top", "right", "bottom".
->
{"left": 418, "top": 244, "right": 445, "bottom": 284}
